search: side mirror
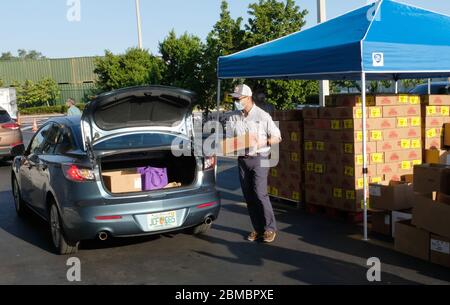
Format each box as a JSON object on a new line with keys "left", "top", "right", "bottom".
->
{"left": 11, "top": 144, "right": 25, "bottom": 157}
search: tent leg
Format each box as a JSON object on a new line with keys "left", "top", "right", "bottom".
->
{"left": 361, "top": 72, "right": 369, "bottom": 242}
{"left": 216, "top": 79, "right": 222, "bottom": 155}
{"left": 395, "top": 80, "right": 398, "bottom": 94}
{"left": 428, "top": 78, "right": 431, "bottom": 94}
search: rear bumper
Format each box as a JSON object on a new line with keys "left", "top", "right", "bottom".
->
{"left": 60, "top": 190, "right": 221, "bottom": 241}
{"left": 0, "top": 146, "right": 12, "bottom": 157}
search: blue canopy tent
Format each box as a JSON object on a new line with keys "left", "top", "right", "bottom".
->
{"left": 216, "top": 0, "right": 450, "bottom": 240}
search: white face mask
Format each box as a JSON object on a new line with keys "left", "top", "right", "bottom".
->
{"left": 234, "top": 97, "right": 246, "bottom": 111}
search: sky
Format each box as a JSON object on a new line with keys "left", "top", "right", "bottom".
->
{"left": 1, "top": 0, "right": 449, "bottom": 59}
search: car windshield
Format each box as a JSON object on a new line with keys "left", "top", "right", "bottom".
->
{"left": 93, "top": 133, "right": 180, "bottom": 150}
{"left": 0, "top": 110, "right": 11, "bottom": 123}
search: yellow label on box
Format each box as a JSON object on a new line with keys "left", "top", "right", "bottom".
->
{"left": 344, "top": 143, "right": 354, "bottom": 154}
{"left": 397, "top": 117, "right": 408, "bottom": 127}
{"left": 272, "top": 187, "right": 279, "bottom": 196}
{"left": 411, "top": 139, "right": 421, "bottom": 149}
{"left": 357, "top": 178, "right": 364, "bottom": 189}
{"left": 371, "top": 130, "right": 383, "bottom": 141}
{"left": 290, "top": 132, "right": 299, "bottom": 142}
{"left": 355, "top": 109, "right": 363, "bottom": 119}
{"left": 370, "top": 107, "right": 382, "bottom": 118}
{"left": 306, "top": 162, "right": 314, "bottom": 172}
{"left": 331, "top": 120, "right": 341, "bottom": 130}
{"left": 399, "top": 95, "right": 409, "bottom": 104}
{"left": 316, "top": 141, "right": 325, "bottom": 151}
{"left": 333, "top": 188, "right": 343, "bottom": 198}
{"left": 270, "top": 168, "right": 278, "bottom": 177}
{"left": 356, "top": 155, "right": 363, "bottom": 166}
{"left": 426, "top": 106, "right": 437, "bottom": 115}
{"left": 372, "top": 177, "right": 382, "bottom": 184}
{"left": 346, "top": 190, "right": 355, "bottom": 200}
{"left": 314, "top": 164, "right": 324, "bottom": 174}
{"left": 413, "top": 159, "right": 422, "bottom": 166}
{"left": 344, "top": 166, "right": 355, "bottom": 176}
{"left": 441, "top": 106, "right": 450, "bottom": 116}
{"left": 401, "top": 161, "right": 411, "bottom": 170}
{"left": 305, "top": 141, "right": 313, "bottom": 151}
{"left": 361, "top": 198, "right": 370, "bottom": 209}
{"left": 343, "top": 119, "right": 354, "bottom": 129}
{"left": 292, "top": 192, "right": 300, "bottom": 201}
{"left": 410, "top": 117, "right": 421, "bottom": 127}
{"left": 371, "top": 153, "right": 384, "bottom": 163}
{"left": 426, "top": 128, "right": 437, "bottom": 138}
{"left": 356, "top": 131, "right": 363, "bottom": 142}
{"left": 409, "top": 96, "right": 420, "bottom": 104}
{"left": 400, "top": 139, "right": 411, "bottom": 149}
{"left": 291, "top": 152, "right": 299, "bottom": 162}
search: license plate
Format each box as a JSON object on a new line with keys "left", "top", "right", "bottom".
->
{"left": 147, "top": 211, "right": 178, "bottom": 231}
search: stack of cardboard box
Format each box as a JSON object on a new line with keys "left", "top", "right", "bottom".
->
{"left": 421, "top": 95, "right": 450, "bottom": 164}
{"left": 368, "top": 178, "right": 414, "bottom": 237}
{"left": 394, "top": 164, "right": 450, "bottom": 268}
{"left": 304, "top": 94, "right": 423, "bottom": 212}
{"left": 268, "top": 110, "right": 304, "bottom": 204}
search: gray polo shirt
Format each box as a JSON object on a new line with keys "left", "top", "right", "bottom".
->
{"left": 227, "top": 104, "right": 281, "bottom": 155}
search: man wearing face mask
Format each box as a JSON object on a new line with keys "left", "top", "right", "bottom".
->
{"left": 227, "top": 84, "right": 282, "bottom": 243}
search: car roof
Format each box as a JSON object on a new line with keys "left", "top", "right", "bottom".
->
{"left": 47, "top": 115, "right": 81, "bottom": 127}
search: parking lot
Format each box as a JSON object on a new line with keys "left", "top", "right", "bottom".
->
{"left": 0, "top": 125, "right": 448, "bottom": 285}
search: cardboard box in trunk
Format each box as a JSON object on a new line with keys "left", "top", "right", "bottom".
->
{"left": 369, "top": 181, "right": 414, "bottom": 211}
{"left": 430, "top": 234, "right": 450, "bottom": 268}
{"left": 102, "top": 170, "right": 142, "bottom": 193}
{"left": 395, "top": 220, "right": 430, "bottom": 261}
{"left": 412, "top": 194, "right": 450, "bottom": 239}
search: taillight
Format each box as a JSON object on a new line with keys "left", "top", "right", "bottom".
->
{"left": 196, "top": 202, "right": 217, "bottom": 209}
{"left": 62, "top": 164, "right": 95, "bottom": 182}
{"left": 1, "top": 123, "right": 20, "bottom": 130}
{"left": 203, "top": 156, "right": 216, "bottom": 170}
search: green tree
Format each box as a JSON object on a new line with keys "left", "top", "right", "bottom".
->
{"left": 0, "top": 50, "right": 46, "bottom": 60}
{"left": 0, "top": 52, "right": 14, "bottom": 61}
{"left": 401, "top": 79, "right": 426, "bottom": 91}
{"left": 16, "top": 77, "right": 60, "bottom": 108}
{"left": 159, "top": 30, "right": 204, "bottom": 94}
{"left": 94, "top": 48, "right": 164, "bottom": 92}
{"left": 201, "top": 1, "right": 245, "bottom": 112}
{"left": 242, "top": 0, "right": 314, "bottom": 109}
{"left": 0, "top": 79, "right": 3, "bottom": 87}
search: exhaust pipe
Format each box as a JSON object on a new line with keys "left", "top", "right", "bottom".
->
{"left": 204, "top": 217, "right": 213, "bottom": 225}
{"left": 98, "top": 231, "right": 109, "bottom": 241}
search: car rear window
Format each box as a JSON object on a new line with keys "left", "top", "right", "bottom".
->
{"left": 0, "top": 110, "right": 11, "bottom": 123}
{"left": 93, "top": 133, "right": 181, "bottom": 150}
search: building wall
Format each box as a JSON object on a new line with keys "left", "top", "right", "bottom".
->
{"left": 0, "top": 56, "right": 98, "bottom": 104}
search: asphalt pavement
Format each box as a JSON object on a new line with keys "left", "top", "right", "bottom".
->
{"left": 0, "top": 128, "right": 449, "bottom": 284}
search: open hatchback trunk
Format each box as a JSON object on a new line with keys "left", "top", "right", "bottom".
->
{"left": 80, "top": 86, "right": 199, "bottom": 194}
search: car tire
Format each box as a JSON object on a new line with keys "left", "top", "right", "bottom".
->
{"left": 49, "top": 202, "right": 79, "bottom": 255}
{"left": 190, "top": 222, "right": 212, "bottom": 235}
{"left": 12, "top": 176, "right": 27, "bottom": 217}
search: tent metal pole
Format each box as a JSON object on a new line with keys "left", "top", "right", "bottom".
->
{"left": 395, "top": 80, "right": 398, "bottom": 94}
{"left": 428, "top": 78, "right": 432, "bottom": 94}
{"left": 216, "top": 79, "right": 222, "bottom": 154}
{"left": 361, "top": 72, "right": 369, "bottom": 241}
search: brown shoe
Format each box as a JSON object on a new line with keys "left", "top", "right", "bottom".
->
{"left": 247, "top": 231, "right": 263, "bottom": 242}
{"left": 263, "top": 231, "right": 277, "bottom": 243}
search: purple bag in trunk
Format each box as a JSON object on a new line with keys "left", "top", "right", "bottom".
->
{"left": 137, "top": 167, "right": 168, "bottom": 190}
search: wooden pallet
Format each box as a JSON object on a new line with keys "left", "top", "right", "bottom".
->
{"left": 269, "top": 195, "right": 302, "bottom": 209}
{"left": 304, "top": 203, "right": 363, "bottom": 223}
